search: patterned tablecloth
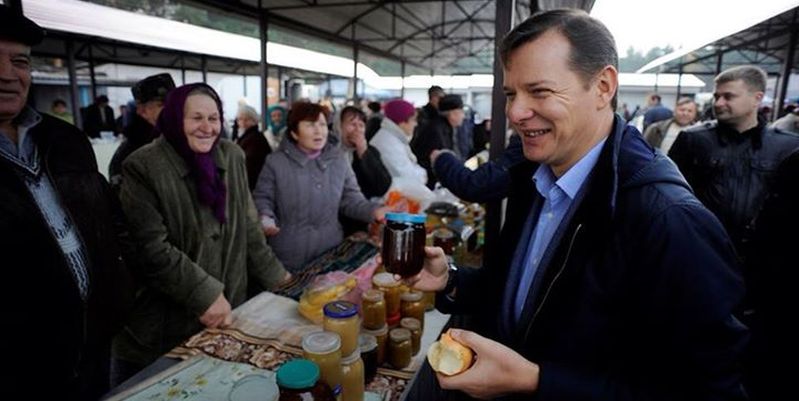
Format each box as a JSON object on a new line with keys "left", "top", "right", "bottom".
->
{"left": 109, "top": 236, "right": 450, "bottom": 401}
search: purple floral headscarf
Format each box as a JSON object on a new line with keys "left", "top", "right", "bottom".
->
{"left": 156, "top": 83, "right": 227, "bottom": 223}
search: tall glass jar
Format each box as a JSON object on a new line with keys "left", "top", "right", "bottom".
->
{"left": 323, "top": 301, "right": 360, "bottom": 357}
{"left": 388, "top": 328, "right": 412, "bottom": 369}
{"left": 399, "top": 317, "right": 422, "bottom": 355}
{"left": 359, "top": 334, "right": 378, "bottom": 384}
{"left": 276, "top": 359, "right": 336, "bottom": 401}
{"left": 372, "top": 272, "right": 401, "bottom": 324}
{"left": 360, "top": 289, "right": 386, "bottom": 330}
{"left": 340, "top": 351, "right": 365, "bottom": 401}
{"left": 361, "top": 324, "right": 388, "bottom": 366}
{"left": 301, "top": 331, "right": 342, "bottom": 394}
{"left": 400, "top": 290, "right": 425, "bottom": 329}
{"left": 381, "top": 213, "right": 425, "bottom": 277}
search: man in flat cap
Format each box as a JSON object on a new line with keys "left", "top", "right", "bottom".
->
{"left": 0, "top": 6, "right": 133, "bottom": 399}
{"left": 412, "top": 93, "right": 466, "bottom": 188}
{"left": 108, "top": 72, "right": 175, "bottom": 189}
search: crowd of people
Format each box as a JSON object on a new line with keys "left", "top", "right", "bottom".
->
{"left": 3, "top": 4, "right": 799, "bottom": 400}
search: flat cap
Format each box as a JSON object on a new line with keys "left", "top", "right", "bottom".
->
{"left": 132, "top": 73, "right": 176, "bottom": 103}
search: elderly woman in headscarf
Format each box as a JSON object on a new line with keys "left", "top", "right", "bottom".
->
{"left": 112, "top": 83, "right": 289, "bottom": 382}
{"left": 264, "top": 104, "right": 287, "bottom": 150}
{"left": 253, "top": 102, "right": 388, "bottom": 273}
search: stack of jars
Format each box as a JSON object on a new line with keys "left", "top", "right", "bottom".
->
{"left": 301, "top": 301, "right": 365, "bottom": 401}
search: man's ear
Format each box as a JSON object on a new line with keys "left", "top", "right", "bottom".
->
{"left": 594, "top": 65, "right": 619, "bottom": 110}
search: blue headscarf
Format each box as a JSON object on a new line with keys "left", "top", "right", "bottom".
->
{"left": 157, "top": 83, "right": 227, "bottom": 224}
{"left": 266, "top": 105, "right": 287, "bottom": 134}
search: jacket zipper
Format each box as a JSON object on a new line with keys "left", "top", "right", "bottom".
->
{"left": 524, "top": 223, "right": 583, "bottom": 341}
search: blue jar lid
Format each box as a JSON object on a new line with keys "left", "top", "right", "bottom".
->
{"left": 385, "top": 212, "right": 407, "bottom": 222}
{"left": 406, "top": 213, "right": 427, "bottom": 224}
{"left": 323, "top": 300, "right": 358, "bottom": 319}
{"left": 276, "top": 359, "right": 319, "bottom": 389}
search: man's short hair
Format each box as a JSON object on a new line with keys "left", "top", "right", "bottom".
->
{"left": 715, "top": 65, "right": 767, "bottom": 93}
{"left": 649, "top": 94, "right": 662, "bottom": 104}
{"left": 367, "top": 102, "right": 381, "bottom": 113}
{"left": 500, "top": 9, "right": 618, "bottom": 108}
{"left": 428, "top": 85, "right": 444, "bottom": 98}
{"left": 340, "top": 105, "right": 366, "bottom": 124}
{"left": 52, "top": 99, "right": 67, "bottom": 108}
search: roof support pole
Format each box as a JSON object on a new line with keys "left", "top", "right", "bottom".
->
{"left": 353, "top": 44, "right": 360, "bottom": 102}
{"left": 259, "top": 1, "right": 269, "bottom": 123}
{"left": 180, "top": 56, "right": 186, "bottom": 85}
{"left": 676, "top": 62, "right": 683, "bottom": 100}
{"left": 774, "top": 11, "right": 797, "bottom": 118}
{"left": 715, "top": 51, "right": 723, "bottom": 76}
{"left": 485, "top": 0, "right": 515, "bottom": 257}
{"left": 242, "top": 74, "right": 247, "bottom": 96}
{"left": 201, "top": 55, "right": 208, "bottom": 83}
{"left": 88, "top": 44, "right": 97, "bottom": 102}
{"left": 65, "top": 39, "right": 83, "bottom": 129}
{"left": 400, "top": 60, "right": 406, "bottom": 98}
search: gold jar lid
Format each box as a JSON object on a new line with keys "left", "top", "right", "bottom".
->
{"left": 400, "top": 290, "right": 423, "bottom": 302}
{"left": 400, "top": 317, "right": 421, "bottom": 331}
{"left": 362, "top": 289, "right": 385, "bottom": 303}
{"left": 372, "top": 272, "right": 400, "bottom": 288}
{"left": 389, "top": 328, "right": 411, "bottom": 342}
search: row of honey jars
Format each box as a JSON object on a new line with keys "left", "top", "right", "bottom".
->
{"left": 303, "top": 330, "right": 365, "bottom": 401}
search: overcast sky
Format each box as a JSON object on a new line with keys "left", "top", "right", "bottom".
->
{"left": 590, "top": 0, "right": 798, "bottom": 53}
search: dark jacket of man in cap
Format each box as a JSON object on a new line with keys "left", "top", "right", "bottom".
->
{"left": 412, "top": 94, "right": 464, "bottom": 188}
{"left": 109, "top": 73, "right": 175, "bottom": 190}
{"left": 0, "top": 7, "right": 134, "bottom": 399}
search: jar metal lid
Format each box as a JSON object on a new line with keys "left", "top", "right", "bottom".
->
{"left": 359, "top": 333, "right": 378, "bottom": 352}
{"left": 372, "top": 272, "right": 400, "bottom": 287}
{"left": 361, "top": 324, "right": 388, "bottom": 336}
{"left": 302, "top": 331, "right": 341, "bottom": 354}
{"left": 406, "top": 213, "right": 427, "bottom": 224}
{"left": 362, "top": 289, "right": 384, "bottom": 303}
{"left": 400, "top": 290, "right": 423, "bottom": 302}
{"left": 389, "top": 328, "right": 411, "bottom": 342}
{"left": 400, "top": 317, "right": 421, "bottom": 330}
{"left": 323, "top": 300, "right": 358, "bottom": 318}
{"left": 341, "top": 350, "right": 362, "bottom": 364}
{"left": 276, "top": 359, "right": 319, "bottom": 389}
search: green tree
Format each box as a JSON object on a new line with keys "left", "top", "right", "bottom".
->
{"left": 618, "top": 45, "right": 674, "bottom": 72}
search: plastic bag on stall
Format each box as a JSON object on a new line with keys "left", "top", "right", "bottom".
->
{"left": 385, "top": 176, "right": 435, "bottom": 213}
{"left": 298, "top": 271, "right": 357, "bottom": 324}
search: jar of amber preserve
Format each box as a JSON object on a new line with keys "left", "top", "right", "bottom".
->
{"left": 381, "top": 213, "right": 425, "bottom": 277}
{"left": 400, "top": 290, "right": 425, "bottom": 329}
{"left": 361, "top": 324, "right": 388, "bottom": 366}
{"left": 302, "top": 331, "right": 342, "bottom": 393}
{"left": 340, "top": 351, "right": 365, "bottom": 401}
{"left": 276, "top": 359, "right": 336, "bottom": 401}
{"left": 323, "top": 301, "right": 360, "bottom": 357}
{"left": 372, "top": 272, "right": 401, "bottom": 320}
{"left": 360, "top": 289, "right": 386, "bottom": 330}
{"left": 388, "top": 328, "right": 412, "bottom": 369}
{"left": 399, "top": 317, "right": 422, "bottom": 355}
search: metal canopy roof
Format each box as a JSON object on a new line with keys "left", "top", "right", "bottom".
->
{"left": 638, "top": 6, "right": 798, "bottom": 76}
{"left": 188, "top": 0, "right": 595, "bottom": 75}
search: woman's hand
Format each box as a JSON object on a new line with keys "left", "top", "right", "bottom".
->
{"left": 199, "top": 293, "right": 232, "bottom": 329}
{"left": 372, "top": 206, "right": 391, "bottom": 223}
{"left": 263, "top": 225, "right": 280, "bottom": 236}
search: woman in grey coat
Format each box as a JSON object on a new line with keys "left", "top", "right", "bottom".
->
{"left": 253, "top": 102, "right": 388, "bottom": 273}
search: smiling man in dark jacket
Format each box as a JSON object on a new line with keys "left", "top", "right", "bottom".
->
{"left": 0, "top": 7, "right": 133, "bottom": 400}
{"left": 407, "top": 9, "right": 747, "bottom": 400}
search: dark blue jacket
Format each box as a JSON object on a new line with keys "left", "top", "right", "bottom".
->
{"left": 432, "top": 134, "right": 524, "bottom": 203}
{"left": 439, "top": 115, "right": 748, "bottom": 400}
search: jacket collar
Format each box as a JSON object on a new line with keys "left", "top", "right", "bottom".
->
{"left": 716, "top": 116, "right": 766, "bottom": 150}
{"left": 280, "top": 138, "right": 337, "bottom": 167}
{"left": 379, "top": 118, "right": 411, "bottom": 145}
